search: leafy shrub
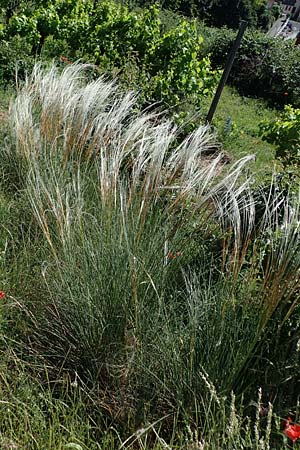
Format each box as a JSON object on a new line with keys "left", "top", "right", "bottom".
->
{"left": 86, "top": 3, "right": 160, "bottom": 64}
{"left": 0, "top": 35, "right": 35, "bottom": 84}
{"left": 80, "top": 2, "right": 218, "bottom": 109}
{"left": 1, "top": 0, "right": 218, "bottom": 111}
{"left": 259, "top": 105, "right": 300, "bottom": 165}
{"left": 206, "top": 28, "right": 300, "bottom": 108}
{"left": 144, "top": 20, "right": 218, "bottom": 108}
{"left": 6, "top": 13, "right": 39, "bottom": 44}
{"left": 133, "top": 0, "right": 271, "bottom": 30}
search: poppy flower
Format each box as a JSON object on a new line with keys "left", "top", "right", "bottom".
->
{"left": 60, "top": 56, "right": 72, "bottom": 65}
{"left": 167, "top": 250, "right": 182, "bottom": 260}
{"left": 0, "top": 291, "right": 5, "bottom": 299}
{"left": 284, "top": 417, "right": 300, "bottom": 442}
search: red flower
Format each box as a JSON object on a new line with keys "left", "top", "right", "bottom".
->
{"left": 60, "top": 56, "right": 72, "bottom": 65}
{"left": 167, "top": 250, "right": 182, "bottom": 260}
{"left": 0, "top": 291, "right": 5, "bottom": 299}
{"left": 284, "top": 417, "right": 300, "bottom": 442}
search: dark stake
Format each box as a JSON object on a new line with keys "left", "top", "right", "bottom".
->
{"left": 206, "top": 20, "right": 247, "bottom": 124}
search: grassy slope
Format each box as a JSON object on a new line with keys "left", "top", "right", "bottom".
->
{"left": 204, "top": 86, "right": 278, "bottom": 176}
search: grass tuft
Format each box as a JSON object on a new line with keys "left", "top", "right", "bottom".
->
{"left": 0, "top": 63, "right": 300, "bottom": 445}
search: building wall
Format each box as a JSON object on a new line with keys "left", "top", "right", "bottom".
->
{"left": 267, "top": 0, "right": 300, "bottom": 20}
{"left": 295, "top": 0, "right": 300, "bottom": 19}
{"left": 282, "top": 0, "right": 300, "bottom": 19}
{"left": 282, "top": 0, "right": 294, "bottom": 15}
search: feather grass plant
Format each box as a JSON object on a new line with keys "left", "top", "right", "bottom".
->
{"left": 3, "top": 62, "right": 300, "bottom": 426}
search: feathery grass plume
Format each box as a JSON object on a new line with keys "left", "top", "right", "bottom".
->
{"left": 6, "top": 62, "right": 254, "bottom": 377}
{"left": 8, "top": 62, "right": 258, "bottom": 269}
{"left": 259, "top": 190, "right": 300, "bottom": 328}
{"left": 213, "top": 177, "right": 300, "bottom": 395}
{"left": 6, "top": 62, "right": 300, "bottom": 423}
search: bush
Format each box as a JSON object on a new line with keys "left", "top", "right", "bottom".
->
{"left": 259, "top": 105, "right": 300, "bottom": 165}
{"left": 144, "top": 20, "right": 218, "bottom": 108}
{"left": 0, "top": 35, "right": 35, "bottom": 84}
{"left": 78, "top": 2, "right": 218, "bottom": 110}
{"left": 1, "top": 0, "right": 218, "bottom": 112}
{"left": 206, "top": 28, "right": 300, "bottom": 108}
{"left": 133, "top": 0, "right": 271, "bottom": 30}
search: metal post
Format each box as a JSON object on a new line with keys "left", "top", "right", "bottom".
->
{"left": 206, "top": 20, "right": 247, "bottom": 124}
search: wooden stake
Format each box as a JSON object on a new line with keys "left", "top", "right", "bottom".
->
{"left": 206, "top": 20, "right": 247, "bottom": 124}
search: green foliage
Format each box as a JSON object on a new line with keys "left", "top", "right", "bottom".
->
{"left": 56, "top": 0, "right": 93, "bottom": 51}
{"left": 85, "top": 3, "right": 160, "bottom": 65}
{"left": 0, "top": 0, "right": 218, "bottom": 113}
{"left": 206, "top": 28, "right": 300, "bottom": 108}
{"left": 82, "top": 2, "right": 217, "bottom": 109}
{"left": 0, "top": 358, "right": 107, "bottom": 450}
{"left": 145, "top": 20, "right": 218, "bottom": 107}
{"left": 0, "top": 34, "right": 34, "bottom": 83}
{"left": 259, "top": 105, "right": 300, "bottom": 165}
{"left": 6, "top": 12, "right": 39, "bottom": 44}
{"left": 132, "top": 0, "right": 271, "bottom": 30}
